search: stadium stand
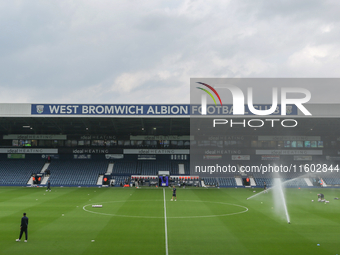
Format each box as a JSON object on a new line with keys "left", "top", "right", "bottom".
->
{"left": 171, "top": 161, "right": 190, "bottom": 175}
{"left": 2, "top": 106, "right": 340, "bottom": 188}
{"left": 111, "top": 160, "right": 139, "bottom": 175}
{"left": 109, "top": 158, "right": 190, "bottom": 176}
{"left": 322, "top": 178, "right": 340, "bottom": 186}
{"left": 254, "top": 178, "right": 273, "bottom": 187}
{"left": 254, "top": 177, "right": 309, "bottom": 187}
{"left": 201, "top": 177, "right": 218, "bottom": 187}
{"left": 282, "top": 178, "right": 308, "bottom": 187}
{"left": 0, "top": 159, "right": 45, "bottom": 186}
{"left": 218, "top": 177, "right": 237, "bottom": 187}
{"left": 111, "top": 176, "right": 129, "bottom": 187}
{"left": 48, "top": 159, "right": 108, "bottom": 186}
{"left": 140, "top": 161, "right": 171, "bottom": 175}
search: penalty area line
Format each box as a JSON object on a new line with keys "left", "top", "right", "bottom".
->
{"left": 163, "top": 188, "right": 169, "bottom": 255}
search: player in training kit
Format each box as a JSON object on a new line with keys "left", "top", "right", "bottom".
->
{"left": 46, "top": 180, "right": 51, "bottom": 192}
{"left": 317, "top": 193, "right": 324, "bottom": 202}
{"left": 171, "top": 186, "right": 176, "bottom": 201}
{"left": 16, "top": 213, "right": 28, "bottom": 242}
{"left": 264, "top": 182, "right": 267, "bottom": 193}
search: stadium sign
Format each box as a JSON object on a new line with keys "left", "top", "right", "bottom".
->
{"left": 7, "top": 154, "right": 25, "bottom": 159}
{"left": 105, "top": 154, "right": 124, "bottom": 159}
{"left": 204, "top": 149, "right": 242, "bottom": 155}
{"left": 124, "top": 149, "right": 190, "bottom": 154}
{"left": 203, "top": 155, "right": 222, "bottom": 160}
{"left": 74, "top": 154, "right": 91, "bottom": 159}
{"left": 326, "top": 156, "right": 340, "bottom": 161}
{"left": 231, "top": 155, "right": 250, "bottom": 160}
{"left": 3, "top": 134, "right": 67, "bottom": 140}
{"left": 59, "top": 148, "right": 122, "bottom": 154}
{"left": 256, "top": 150, "right": 322, "bottom": 155}
{"left": 138, "top": 155, "right": 156, "bottom": 160}
{"left": 41, "top": 154, "right": 59, "bottom": 159}
{"left": 294, "top": 156, "right": 312, "bottom": 161}
{"left": 130, "top": 135, "right": 192, "bottom": 140}
{"left": 0, "top": 148, "right": 58, "bottom": 154}
{"left": 31, "top": 104, "right": 189, "bottom": 116}
{"left": 262, "top": 155, "right": 280, "bottom": 160}
{"left": 258, "top": 136, "right": 321, "bottom": 141}
{"left": 72, "top": 149, "right": 109, "bottom": 154}
{"left": 78, "top": 135, "right": 116, "bottom": 140}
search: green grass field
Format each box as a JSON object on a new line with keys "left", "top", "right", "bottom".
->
{"left": 0, "top": 186, "right": 339, "bottom": 255}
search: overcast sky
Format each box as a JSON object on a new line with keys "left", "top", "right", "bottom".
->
{"left": 1, "top": 0, "right": 340, "bottom": 104}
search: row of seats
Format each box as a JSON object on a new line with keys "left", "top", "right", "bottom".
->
{"left": 201, "top": 177, "right": 311, "bottom": 187}
{"left": 111, "top": 176, "right": 129, "bottom": 187}
{"left": 254, "top": 178, "right": 309, "bottom": 187}
{"left": 111, "top": 161, "right": 190, "bottom": 175}
{"left": 323, "top": 178, "right": 340, "bottom": 185}
{"left": 112, "top": 161, "right": 138, "bottom": 174}
{"left": 218, "top": 178, "right": 237, "bottom": 187}
{"left": 48, "top": 160, "right": 107, "bottom": 186}
{"left": 0, "top": 160, "right": 45, "bottom": 185}
{"left": 202, "top": 177, "right": 218, "bottom": 186}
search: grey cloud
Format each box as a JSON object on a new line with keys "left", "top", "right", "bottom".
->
{"left": 0, "top": 0, "right": 340, "bottom": 104}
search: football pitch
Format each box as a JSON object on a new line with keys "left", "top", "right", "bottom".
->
{"left": 0, "top": 186, "right": 339, "bottom": 255}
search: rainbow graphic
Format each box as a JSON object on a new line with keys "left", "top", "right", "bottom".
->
{"left": 196, "top": 82, "right": 223, "bottom": 106}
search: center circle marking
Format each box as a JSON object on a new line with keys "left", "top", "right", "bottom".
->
{"left": 82, "top": 200, "right": 248, "bottom": 219}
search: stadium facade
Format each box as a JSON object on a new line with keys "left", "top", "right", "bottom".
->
{"left": 1, "top": 103, "right": 340, "bottom": 188}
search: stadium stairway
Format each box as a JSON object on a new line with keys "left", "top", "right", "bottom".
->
{"left": 304, "top": 178, "right": 313, "bottom": 187}
{"left": 235, "top": 177, "right": 243, "bottom": 186}
{"left": 97, "top": 175, "right": 104, "bottom": 185}
{"left": 40, "top": 163, "right": 50, "bottom": 173}
{"left": 178, "top": 163, "right": 185, "bottom": 174}
{"left": 250, "top": 178, "right": 256, "bottom": 186}
{"left": 27, "top": 176, "right": 34, "bottom": 186}
{"left": 41, "top": 176, "right": 49, "bottom": 185}
{"left": 106, "top": 163, "right": 114, "bottom": 174}
{"left": 96, "top": 163, "right": 114, "bottom": 186}
{"left": 216, "top": 178, "right": 220, "bottom": 187}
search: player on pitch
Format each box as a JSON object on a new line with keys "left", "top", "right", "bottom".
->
{"left": 171, "top": 186, "right": 177, "bottom": 201}
{"left": 16, "top": 213, "right": 28, "bottom": 242}
{"left": 264, "top": 181, "right": 267, "bottom": 193}
{"left": 317, "top": 193, "right": 325, "bottom": 202}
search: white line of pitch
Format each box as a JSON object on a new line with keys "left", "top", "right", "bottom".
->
{"left": 163, "top": 188, "right": 169, "bottom": 255}
{"left": 82, "top": 200, "right": 249, "bottom": 218}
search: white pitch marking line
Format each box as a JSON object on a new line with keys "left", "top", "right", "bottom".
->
{"left": 163, "top": 188, "right": 169, "bottom": 255}
{"left": 82, "top": 200, "right": 249, "bottom": 218}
